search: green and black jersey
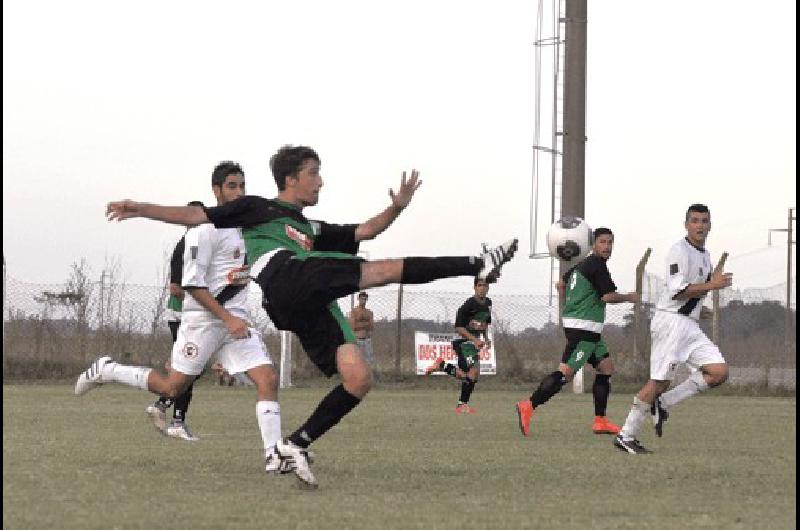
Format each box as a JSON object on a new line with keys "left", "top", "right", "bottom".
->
{"left": 166, "top": 236, "right": 186, "bottom": 314}
{"left": 454, "top": 296, "right": 492, "bottom": 344}
{"left": 204, "top": 196, "right": 359, "bottom": 277}
{"left": 561, "top": 254, "right": 616, "bottom": 333}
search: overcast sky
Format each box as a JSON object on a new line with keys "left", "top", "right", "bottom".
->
{"left": 3, "top": 0, "right": 796, "bottom": 297}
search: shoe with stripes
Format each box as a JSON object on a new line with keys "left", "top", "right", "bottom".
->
{"left": 74, "top": 356, "right": 113, "bottom": 395}
{"left": 166, "top": 420, "right": 199, "bottom": 442}
{"left": 276, "top": 438, "right": 318, "bottom": 489}
{"left": 478, "top": 239, "right": 519, "bottom": 283}
{"left": 613, "top": 434, "right": 652, "bottom": 454}
{"left": 651, "top": 396, "right": 669, "bottom": 438}
{"left": 146, "top": 402, "right": 169, "bottom": 432}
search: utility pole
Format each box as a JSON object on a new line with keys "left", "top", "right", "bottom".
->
{"left": 768, "top": 207, "right": 796, "bottom": 360}
{"left": 561, "top": 0, "right": 587, "bottom": 392}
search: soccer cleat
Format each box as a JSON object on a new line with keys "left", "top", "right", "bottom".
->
{"left": 265, "top": 447, "right": 294, "bottom": 475}
{"left": 166, "top": 420, "right": 199, "bottom": 442}
{"left": 478, "top": 239, "right": 519, "bottom": 283}
{"left": 276, "top": 439, "right": 318, "bottom": 489}
{"left": 651, "top": 395, "right": 669, "bottom": 438}
{"left": 592, "top": 416, "right": 621, "bottom": 435}
{"left": 74, "top": 356, "right": 113, "bottom": 395}
{"left": 145, "top": 402, "right": 168, "bottom": 432}
{"left": 424, "top": 357, "right": 445, "bottom": 375}
{"left": 455, "top": 403, "right": 476, "bottom": 414}
{"left": 613, "top": 434, "right": 652, "bottom": 454}
{"left": 515, "top": 399, "right": 534, "bottom": 436}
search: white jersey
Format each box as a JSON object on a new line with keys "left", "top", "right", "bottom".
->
{"left": 656, "top": 237, "right": 713, "bottom": 321}
{"left": 181, "top": 224, "right": 250, "bottom": 320}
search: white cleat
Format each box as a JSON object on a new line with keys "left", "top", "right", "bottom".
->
{"left": 478, "top": 239, "right": 519, "bottom": 283}
{"left": 74, "top": 356, "right": 113, "bottom": 396}
{"left": 276, "top": 438, "right": 318, "bottom": 489}
{"left": 145, "top": 403, "right": 168, "bottom": 432}
{"left": 265, "top": 447, "right": 294, "bottom": 475}
{"left": 166, "top": 420, "right": 199, "bottom": 442}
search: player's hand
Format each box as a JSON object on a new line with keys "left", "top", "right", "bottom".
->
{"left": 628, "top": 292, "right": 641, "bottom": 303}
{"left": 389, "top": 170, "right": 422, "bottom": 211}
{"left": 711, "top": 271, "right": 733, "bottom": 290}
{"left": 106, "top": 200, "right": 143, "bottom": 221}
{"left": 473, "top": 339, "right": 485, "bottom": 350}
{"left": 224, "top": 315, "right": 250, "bottom": 339}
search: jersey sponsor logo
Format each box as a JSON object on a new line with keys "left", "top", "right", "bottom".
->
{"left": 670, "top": 263, "right": 679, "bottom": 275}
{"left": 574, "top": 350, "right": 585, "bottom": 362}
{"left": 226, "top": 265, "right": 251, "bottom": 286}
{"left": 285, "top": 225, "right": 312, "bottom": 250}
{"left": 182, "top": 342, "right": 199, "bottom": 358}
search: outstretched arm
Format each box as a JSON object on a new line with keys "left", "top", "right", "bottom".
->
{"left": 106, "top": 200, "right": 208, "bottom": 227}
{"left": 354, "top": 170, "right": 422, "bottom": 242}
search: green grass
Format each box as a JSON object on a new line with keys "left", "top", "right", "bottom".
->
{"left": 3, "top": 383, "right": 796, "bottom": 529}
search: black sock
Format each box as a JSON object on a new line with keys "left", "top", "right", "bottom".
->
{"left": 443, "top": 364, "right": 458, "bottom": 377}
{"left": 401, "top": 257, "right": 480, "bottom": 284}
{"left": 593, "top": 374, "right": 611, "bottom": 417}
{"left": 173, "top": 382, "right": 194, "bottom": 421}
{"left": 156, "top": 396, "right": 173, "bottom": 409}
{"left": 531, "top": 371, "right": 566, "bottom": 407}
{"left": 289, "top": 384, "right": 361, "bottom": 448}
{"left": 459, "top": 379, "right": 476, "bottom": 404}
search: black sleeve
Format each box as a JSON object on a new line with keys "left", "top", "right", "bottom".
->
{"left": 313, "top": 221, "right": 360, "bottom": 254}
{"left": 454, "top": 298, "right": 473, "bottom": 328}
{"left": 169, "top": 236, "right": 185, "bottom": 285}
{"left": 562, "top": 266, "right": 575, "bottom": 285}
{"left": 586, "top": 257, "right": 617, "bottom": 297}
{"left": 486, "top": 298, "right": 492, "bottom": 324}
{"left": 204, "top": 196, "right": 273, "bottom": 229}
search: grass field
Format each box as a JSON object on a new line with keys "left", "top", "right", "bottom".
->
{"left": 3, "top": 382, "right": 796, "bottom": 529}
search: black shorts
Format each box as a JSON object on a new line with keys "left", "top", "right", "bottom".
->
{"left": 560, "top": 328, "right": 609, "bottom": 371}
{"left": 452, "top": 340, "right": 480, "bottom": 372}
{"left": 259, "top": 250, "right": 363, "bottom": 377}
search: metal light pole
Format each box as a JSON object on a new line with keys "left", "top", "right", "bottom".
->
{"left": 767, "top": 206, "right": 796, "bottom": 361}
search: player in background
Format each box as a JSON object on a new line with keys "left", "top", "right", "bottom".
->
{"left": 424, "top": 277, "right": 492, "bottom": 414}
{"left": 614, "top": 204, "right": 731, "bottom": 454}
{"left": 103, "top": 144, "right": 518, "bottom": 488}
{"left": 77, "top": 162, "right": 289, "bottom": 475}
{"left": 516, "top": 227, "right": 639, "bottom": 436}
{"left": 146, "top": 200, "right": 205, "bottom": 441}
{"left": 348, "top": 291, "right": 375, "bottom": 368}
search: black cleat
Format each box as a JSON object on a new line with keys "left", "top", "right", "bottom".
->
{"left": 651, "top": 396, "right": 669, "bottom": 438}
{"left": 613, "top": 434, "right": 652, "bottom": 454}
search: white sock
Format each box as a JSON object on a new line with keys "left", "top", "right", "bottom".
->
{"left": 660, "top": 371, "right": 709, "bottom": 409}
{"left": 620, "top": 396, "right": 650, "bottom": 440}
{"left": 256, "top": 400, "right": 282, "bottom": 457}
{"left": 105, "top": 362, "right": 151, "bottom": 391}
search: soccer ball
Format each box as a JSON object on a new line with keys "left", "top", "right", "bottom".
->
{"left": 546, "top": 217, "right": 593, "bottom": 264}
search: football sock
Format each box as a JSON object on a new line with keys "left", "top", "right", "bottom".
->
{"left": 401, "top": 257, "right": 480, "bottom": 284}
{"left": 660, "top": 370, "right": 709, "bottom": 409}
{"left": 173, "top": 382, "right": 194, "bottom": 421}
{"left": 531, "top": 371, "right": 566, "bottom": 407}
{"left": 256, "top": 400, "right": 282, "bottom": 456}
{"left": 155, "top": 396, "right": 173, "bottom": 409}
{"left": 443, "top": 363, "right": 458, "bottom": 377}
{"left": 620, "top": 396, "right": 650, "bottom": 439}
{"left": 288, "top": 384, "right": 361, "bottom": 449}
{"left": 592, "top": 374, "right": 611, "bottom": 416}
{"left": 459, "top": 378, "right": 476, "bottom": 404}
{"left": 105, "top": 362, "right": 151, "bottom": 391}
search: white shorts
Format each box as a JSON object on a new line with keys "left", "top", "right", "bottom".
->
{"left": 171, "top": 319, "right": 272, "bottom": 376}
{"left": 649, "top": 310, "right": 726, "bottom": 381}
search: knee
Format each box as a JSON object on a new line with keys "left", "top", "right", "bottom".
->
{"left": 344, "top": 367, "right": 372, "bottom": 398}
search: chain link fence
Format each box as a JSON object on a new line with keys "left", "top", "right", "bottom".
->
{"left": 2, "top": 263, "right": 795, "bottom": 389}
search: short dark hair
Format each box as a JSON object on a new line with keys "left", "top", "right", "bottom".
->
{"left": 593, "top": 227, "right": 613, "bottom": 239}
{"left": 474, "top": 277, "right": 489, "bottom": 287}
{"left": 212, "top": 161, "right": 244, "bottom": 188}
{"left": 358, "top": 291, "right": 368, "bottom": 299}
{"left": 686, "top": 203, "right": 710, "bottom": 221}
{"left": 187, "top": 200, "right": 204, "bottom": 208}
{"left": 270, "top": 145, "right": 320, "bottom": 191}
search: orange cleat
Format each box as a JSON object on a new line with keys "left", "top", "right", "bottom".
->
{"left": 455, "top": 403, "right": 477, "bottom": 414}
{"left": 592, "top": 416, "right": 621, "bottom": 435}
{"left": 516, "top": 399, "right": 534, "bottom": 436}
{"left": 424, "top": 357, "right": 445, "bottom": 375}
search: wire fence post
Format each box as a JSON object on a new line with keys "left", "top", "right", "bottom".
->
{"left": 395, "top": 285, "right": 403, "bottom": 377}
{"left": 711, "top": 252, "right": 729, "bottom": 346}
{"left": 633, "top": 248, "right": 652, "bottom": 380}
{"left": 280, "top": 330, "right": 292, "bottom": 389}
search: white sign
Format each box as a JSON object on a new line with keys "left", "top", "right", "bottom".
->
{"left": 414, "top": 331, "right": 496, "bottom": 375}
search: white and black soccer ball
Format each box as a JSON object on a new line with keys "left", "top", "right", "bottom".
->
{"left": 546, "top": 217, "right": 593, "bottom": 264}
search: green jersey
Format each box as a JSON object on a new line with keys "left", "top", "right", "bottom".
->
{"left": 561, "top": 254, "right": 616, "bottom": 333}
